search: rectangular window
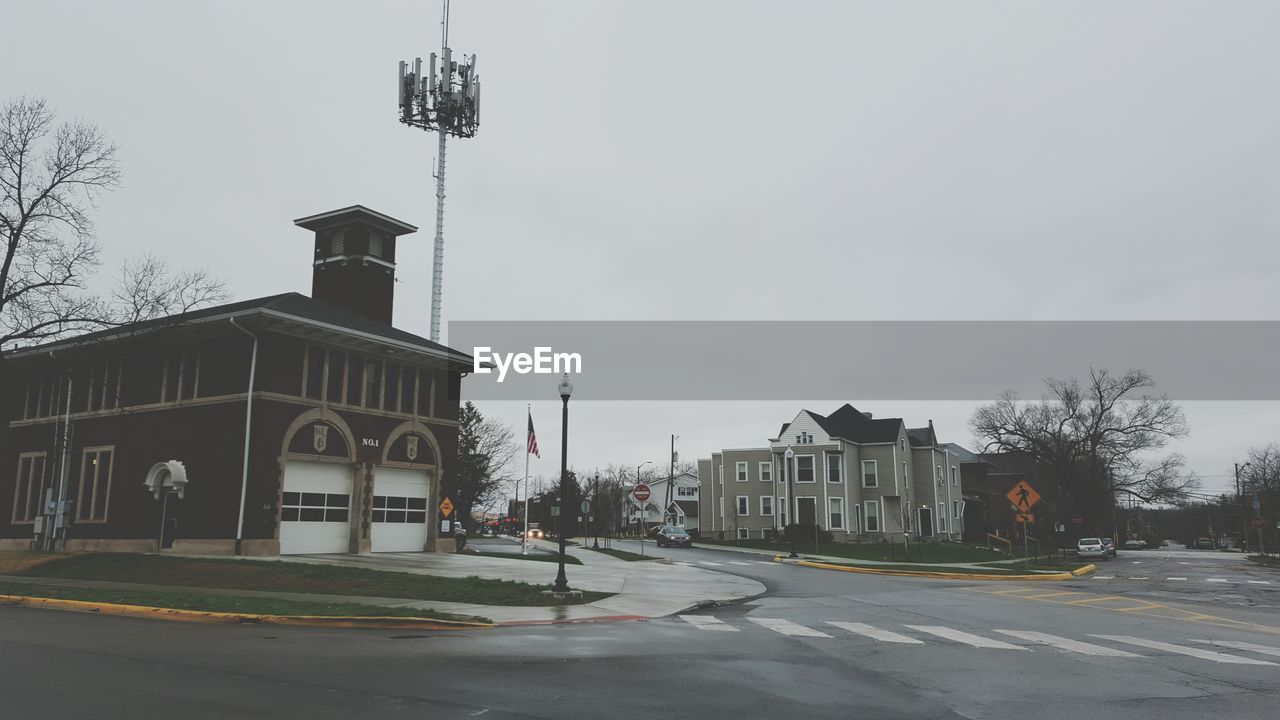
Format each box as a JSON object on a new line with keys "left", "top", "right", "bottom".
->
{"left": 736, "top": 462, "right": 748, "bottom": 482}
{"left": 902, "top": 462, "right": 908, "bottom": 487}
{"left": 348, "top": 356, "right": 365, "bottom": 405}
{"left": 677, "top": 486, "right": 696, "bottom": 497}
{"left": 861, "top": 460, "right": 878, "bottom": 488}
{"left": 826, "top": 454, "right": 842, "bottom": 483}
{"left": 401, "top": 367, "right": 416, "bottom": 414}
{"left": 327, "top": 351, "right": 346, "bottom": 404}
{"left": 385, "top": 364, "right": 401, "bottom": 412}
{"left": 416, "top": 371, "right": 432, "bottom": 417}
{"left": 938, "top": 503, "right": 947, "bottom": 532}
{"left": 364, "top": 359, "right": 382, "bottom": 409}
{"left": 864, "top": 500, "right": 880, "bottom": 532}
{"left": 737, "top": 527, "right": 749, "bottom": 540}
{"left": 953, "top": 500, "right": 960, "bottom": 519}
{"left": 304, "top": 346, "right": 325, "bottom": 399}
{"left": 11, "top": 452, "right": 47, "bottom": 523}
{"left": 951, "top": 466, "right": 959, "bottom": 486}
{"left": 736, "top": 495, "right": 749, "bottom": 516}
{"left": 936, "top": 465, "right": 944, "bottom": 485}
{"left": 759, "top": 462, "right": 772, "bottom": 483}
{"left": 796, "top": 455, "right": 815, "bottom": 483}
{"left": 177, "top": 351, "right": 196, "bottom": 403}
{"left": 778, "top": 496, "right": 788, "bottom": 526}
{"left": 76, "top": 447, "right": 114, "bottom": 522}
{"left": 759, "top": 495, "right": 774, "bottom": 516}
{"left": 829, "top": 497, "right": 844, "bottom": 530}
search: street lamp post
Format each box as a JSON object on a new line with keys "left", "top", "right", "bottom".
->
{"left": 785, "top": 446, "right": 797, "bottom": 558}
{"left": 552, "top": 373, "right": 573, "bottom": 594}
{"left": 592, "top": 473, "right": 601, "bottom": 550}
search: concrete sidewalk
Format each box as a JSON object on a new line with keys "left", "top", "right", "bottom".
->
{"left": 271, "top": 539, "right": 764, "bottom": 624}
{"left": 659, "top": 539, "right": 1064, "bottom": 570}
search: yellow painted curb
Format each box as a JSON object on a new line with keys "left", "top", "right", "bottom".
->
{"left": 780, "top": 559, "right": 1077, "bottom": 581}
{"left": 0, "top": 594, "right": 493, "bottom": 630}
{"left": 1071, "top": 564, "right": 1097, "bottom": 577}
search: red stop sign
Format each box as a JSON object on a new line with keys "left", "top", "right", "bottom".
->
{"left": 633, "top": 484, "right": 651, "bottom": 502}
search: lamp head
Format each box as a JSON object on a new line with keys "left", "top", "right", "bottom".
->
{"left": 784, "top": 446, "right": 795, "bottom": 460}
{"left": 558, "top": 373, "right": 574, "bottom": 399}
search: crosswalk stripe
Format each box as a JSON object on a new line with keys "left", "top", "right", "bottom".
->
{"left": 698, "top": 561, "right": 725, "bottom": 566}
{"left": 678, "top": 615, "right": 739, "bottom": 632}
{"left": 1089, "top": 635, "right": 1277, "bottom": 666}
{"left": 1167, "top": 577, "right": 1187, "bottom": 581}
{"left": 1246, "top": 580, "right": 1270, "bottom": 585}
{"left": 748, "top": 618, "right": 832, "bottom": 638}
{"left": 727, "top": 561, "right": 753, "bottom": 566}
{"left": 827, "top": 622, "right": 923, "bottom": 644}
{"left": 902, "top": 625, "right": 1026, "bottom": 650}
{"left": 1188, "top": 640, "right": 1280, "bottom": 658}
{"left": 993, "top": 630, "right": 1141, "bottom": 657}
{"left": 1092, "top": 576, "right": 1115, "bottom": 580}
{"left": 1206, "top": 578, "right": 1229, "bottom": 583}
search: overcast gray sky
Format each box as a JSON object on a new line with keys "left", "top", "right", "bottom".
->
{"left": 4, "top": 1, "right": 1278, "bottom": 497}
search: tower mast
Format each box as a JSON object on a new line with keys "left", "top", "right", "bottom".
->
{"left": 398, "top": 0, "right": 481, "bottom": 342}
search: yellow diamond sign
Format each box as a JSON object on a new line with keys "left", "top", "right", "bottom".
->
{"left": 439, "top": 496, "right": 454, "bottom": 517}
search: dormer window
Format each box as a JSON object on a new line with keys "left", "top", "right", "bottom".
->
{"left": 369, "top": 232, "right": 384, "bottom": 258}
{"left": 795, "top": 432, "right": 813, "bottom": 445}
{"left": 330, "top": 228, "right": 346, "bottom": 255}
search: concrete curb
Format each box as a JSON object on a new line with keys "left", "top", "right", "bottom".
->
{"left": 1071, "top": 564, "right": 1097, "bottom": 577}
{"left": 0, "top": 593, "right": 494, "bottom": 630}
{"left": 775, "top": 556, "right": 1081, "bottom": 581}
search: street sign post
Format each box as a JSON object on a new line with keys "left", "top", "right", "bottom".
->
{"left": 1071, "top": 515, "right": 1084, "bottom": 526}
{"left": 438, "top": 496, "right": 453, "bottom": 517}
{"left": 581, "top": 500, "right": 592, "bottom": 515}
{"left": 633, "top": 484, "right": 651, "bottom": 503}
{"left": 1253, "top": 517, "right": 1265, "bottom": 528}
{"left": 1005, "top": 481, "right": 1041, "bottom": 568}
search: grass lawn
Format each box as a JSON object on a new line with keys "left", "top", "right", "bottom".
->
{"left": 696, "top": 538, "right": 1008, "bottom": 564}
{"left": 0, "top": 551, "right": 61, "bottom": 574}
{"left": 0, "top": 581, "right": 485, "bottom": 621}
{"left": 467, "top": 550, "right": 582, "bottom": 565}
{"left": 589, "top": 548, "right": 657, "bottom": 562}
{"left": 17, "top": 554, "right": 611, "bottom": 606}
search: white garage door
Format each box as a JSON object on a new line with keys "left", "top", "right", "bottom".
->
{"left": 280, "top": 462, "right": 352, "bottom": 555}
{"left": 372, "top": 468, "right": 431, "bottom": 552}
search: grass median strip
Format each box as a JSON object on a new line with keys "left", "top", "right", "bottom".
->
{"left": 0, "top": 581, "right": 487, "bottom": 622}
{"left": 15, "top": 553, "right": 612, "bottom": 606}
{"left": 589, "top": 548, "right": 658, "bottom": 562}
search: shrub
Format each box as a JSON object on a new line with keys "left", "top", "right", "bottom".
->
{"left": 783, "top": 523, "right": 832, "bottom": 544}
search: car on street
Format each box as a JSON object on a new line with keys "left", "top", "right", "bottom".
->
{"left": 1100, "top": 537, "right": 1117, "bottom": 557}
{"left": 1193, "top": 537, "right": 1214, "bottom": 549}
{"left": 655, "top": 526, "right": 693, "bottom": 548}
{"left": 1077, "top": 537, "right": 1109, "bottom": 560}
{"left": 1122, "top": 539, "right": 1145, "bottom": 550}
{"left": 520, "top": 524, "right": 545, "bottom": 540}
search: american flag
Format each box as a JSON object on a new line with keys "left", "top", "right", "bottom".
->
{"left": 527, "top": 412, "right": 541, "bottom": 458}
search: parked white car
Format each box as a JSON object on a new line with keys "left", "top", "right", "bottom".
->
{"left": 1077, "top": 537, "right": 1108, "bottom": 560}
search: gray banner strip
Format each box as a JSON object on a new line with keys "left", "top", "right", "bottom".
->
{"left": 448, "top": 321, "right": 1279, "bottom": 401}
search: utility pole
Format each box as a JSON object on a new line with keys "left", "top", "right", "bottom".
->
{"left": 664, "top": 434, "right": 676, "bottom": 526}
{"left": 1236, "top": 462, "right": 1250, "bottom": 551}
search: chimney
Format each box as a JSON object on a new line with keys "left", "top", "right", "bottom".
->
{"left": 294, "top": 205, "right": 418, "bottom": 325}
{"left": 862, "top": 412, "right": 873, "bottom": 419}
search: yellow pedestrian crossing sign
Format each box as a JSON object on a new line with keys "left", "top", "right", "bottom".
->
{"left": 1006, "top": 480, "right": 1040, "bottom": 513}
{"left": 439, "top": 496, "right": 454, "bottom": 517}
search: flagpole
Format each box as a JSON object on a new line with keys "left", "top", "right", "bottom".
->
{"left": 522, "top": 404, "right": 531, "bottom": 555}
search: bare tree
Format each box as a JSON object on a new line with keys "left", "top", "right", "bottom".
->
{"left": 1244, "top": 444, "right": 1280, "bottom": 494}
{"left": 453, "top": 401, "right": 519, "bottom": 530}
{"left": 1, "top": 96, "right": 228, "bottom": 447}
{"left": 971, "top": 368, "right": 1195, "bottom": 532}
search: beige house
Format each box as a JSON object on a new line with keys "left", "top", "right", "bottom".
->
{"left": 698, "top": 404, "right": 964, "bottom": 542}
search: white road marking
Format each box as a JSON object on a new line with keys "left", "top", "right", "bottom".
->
{"left": 1131, "top": 561, "right": 1142, "bottom": 564}
{"left": 1246, "top": 580, "right": 1270, "bottom": 585}
{"left": 1089, "top": 635, "right": 1277, "bottom": 666}
{"left": 1167, "top": 577, "right": 1187, "bottom": 581}
{"left": 827, "top": 622, "right": 923, "bottom": 644}
{"left": 994, "top": 630, "right": 1141, "bottom": 657}
{"left": 727, "top": 561, "right": 754, "bottom": 566}
{"left": 902, "top": 625, "right": 1027, "bottom": 650}
{"left": 748, "top": 618, "right": 832, "bottom": 638}
{"left": 678, "top": 615, "right": 739, "bottom": 632}
{"left": 1206, "top": 578, "right": 1229, "bottom": 583}
{"left": 1092, "top": 576, "right": 1115, "bottom": 580}
{"left": 1189, "top": 639, "right": 1280, "bottom": 658}
{"left": 698, "top": 561, "right": 725, "bottom": 566}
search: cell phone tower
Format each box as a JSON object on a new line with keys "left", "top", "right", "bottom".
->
{"left": 398, "top": 0, "right": 481, "bottom": 343}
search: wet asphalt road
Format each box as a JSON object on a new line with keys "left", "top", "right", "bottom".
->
{"left": 2, "top": 543, "right": 1278, "bottom": 719}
